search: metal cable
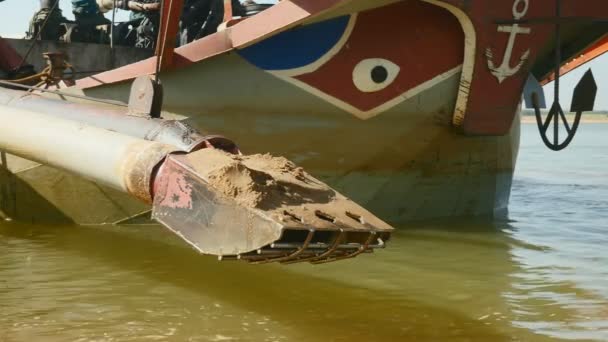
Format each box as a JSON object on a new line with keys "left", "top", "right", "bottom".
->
{"left": 0, "top": 79, "right": 128, "bottom": 107}
{"left": 110, "top": 0, "right": 117, "bottom": 68}
{"left": 110, "top": 0, "right": 116, "bottom": 53}
{"left": 553, "top": 0, "right": 561, "bottom": 146}
{"left": 63, "top": 69, "right": 110, "bottom": 75}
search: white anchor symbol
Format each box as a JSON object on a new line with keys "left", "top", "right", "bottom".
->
{"left": 486, "top": 0, "right": 532, "bottom": 83}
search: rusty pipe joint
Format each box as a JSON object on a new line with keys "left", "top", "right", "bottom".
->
{"left": 123, "top": 142, "right": 178, "bottom": 203}
{"left": 0, "top": 104, "right": 179, "bottom": 204}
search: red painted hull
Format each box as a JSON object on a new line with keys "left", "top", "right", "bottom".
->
{"left": 74, "top": 0, "right": 608, "bottom": 135}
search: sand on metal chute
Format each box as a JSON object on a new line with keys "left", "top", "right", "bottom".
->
{"left": 151, "top": 149, "right": 393, "bottom": 264}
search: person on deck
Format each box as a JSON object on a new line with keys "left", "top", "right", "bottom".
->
{"left": 28, "top": 0, "right": 68, "bottom": 41}
{"left": 179, "top": 0, "right": 247, "bottom": 46}
{"left": 71, "top": 0, "right": 106, "bottom": 19}
{"left": 71, "top": 0, "right": 110, "bottom": 27}
{"left": 179, "top": 0, "right": 217, "bottom": 45}
{"left": 99, "top": 0, "right": 161, "bottom": 48}
{"left": 70, "top": 0, "right": 111, "bottom": 43}
{"left": 127, "top": 0, "right": 162, "bottom": 49}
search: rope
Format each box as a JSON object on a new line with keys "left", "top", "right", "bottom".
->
{"left": 9, "top": 70, "right": 48, "bottom": 84}
{"left": 18, "top": 0, "right": 61, "bottom": 70}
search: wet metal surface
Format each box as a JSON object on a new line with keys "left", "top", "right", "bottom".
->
{"left": 0, "top": 125, "right": 607, "bottom": 341}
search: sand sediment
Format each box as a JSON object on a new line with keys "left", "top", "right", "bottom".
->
{"left": 193, "top": 148, "right": 336, "bottom": 211}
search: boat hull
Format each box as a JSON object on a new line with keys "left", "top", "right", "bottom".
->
{"left": 0, "top": 0, "right": 521, "bottom": 224}
{"left": 0, "top": 67, "right": 519, "bottom": 223}
{"left": 79, "top": 19, "right": 520, "bottom": 222}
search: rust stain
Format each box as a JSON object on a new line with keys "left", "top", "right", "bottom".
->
{"left": 157, "top": 167, "right": 193, "bottom": 210}
{"left": 121, "top": 141, "right": 178, "bottom": 203}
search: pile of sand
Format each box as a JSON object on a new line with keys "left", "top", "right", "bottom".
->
{"left": 180, "top": 148, "right": 393, "bottom": 232}
{"left": 192, "top": 149, "right": 335, "bottom": 210}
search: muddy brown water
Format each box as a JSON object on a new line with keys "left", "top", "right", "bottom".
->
{"left": 1, "top": 124, "right": 607, "bottom": 342}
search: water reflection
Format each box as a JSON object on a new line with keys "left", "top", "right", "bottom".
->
{"left": 505, "top": 124, "right": 608, "bottom": 341}
{"left": 1, "top": 219, "right": 591, "bottom": 342}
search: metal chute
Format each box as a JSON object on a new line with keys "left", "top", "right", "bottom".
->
{"left": 0, "top": 80, "right": 393, "bottom": 264}
{"left": 151, "top": 149, "right": 392, "bottom": 264}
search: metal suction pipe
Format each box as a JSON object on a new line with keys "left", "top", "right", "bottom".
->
{"left": 0, "top": 104, "right": 177, "bottom": 203}
{"left": 0, "top": 88, "right": 236, "bottom": 153}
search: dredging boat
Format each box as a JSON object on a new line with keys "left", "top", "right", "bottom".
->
{"left": 0, "top": 0, "right": 606, "bottom": 263}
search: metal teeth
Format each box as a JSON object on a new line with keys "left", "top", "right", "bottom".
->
{"left": 311, "top": 231, "right": 378, "bottom": 264}
{"left": 282, "top": 229, "right": 346, "bottom": 265}
{"left": 248, "top": 229, "right": 315, "bottom": 265}
{"left": 218, "top": 229, "right": 386, "bottom": 265}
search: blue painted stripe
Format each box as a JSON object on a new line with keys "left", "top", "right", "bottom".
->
{"left": 237, "top": 15, "right": 350, "bottom": 71}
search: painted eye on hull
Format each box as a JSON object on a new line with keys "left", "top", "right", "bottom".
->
{"left": 352, "top": 58, "right": 401, "bottom": 93}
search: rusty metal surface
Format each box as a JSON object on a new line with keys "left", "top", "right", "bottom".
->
{"left": 151, "top": 149, "right": 393, "bottom": 264}
{"left": 128, "top": 76, "right": 163, "bottom": 118}
{"left": 40, "top": 52, "right": 75, "bottom": 88}
{"left": 143, "top": 120, "right": 240, "bottom": 153}
{"left": 123, "top": 141, "right": 178, "bottom": 203}
{"left": 152, "top": 154, "right": 285, "bottom": 256}
{"left": 155, "top": 0, "right": 185, "bottom": 70}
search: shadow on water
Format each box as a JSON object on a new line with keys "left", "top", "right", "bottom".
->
{"left": 0, "top": 220, "right": 528, "bottom": 342}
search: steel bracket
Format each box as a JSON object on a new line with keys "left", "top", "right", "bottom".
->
{"left": 128, "top": 75, "right": 163, "bottom": 118}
